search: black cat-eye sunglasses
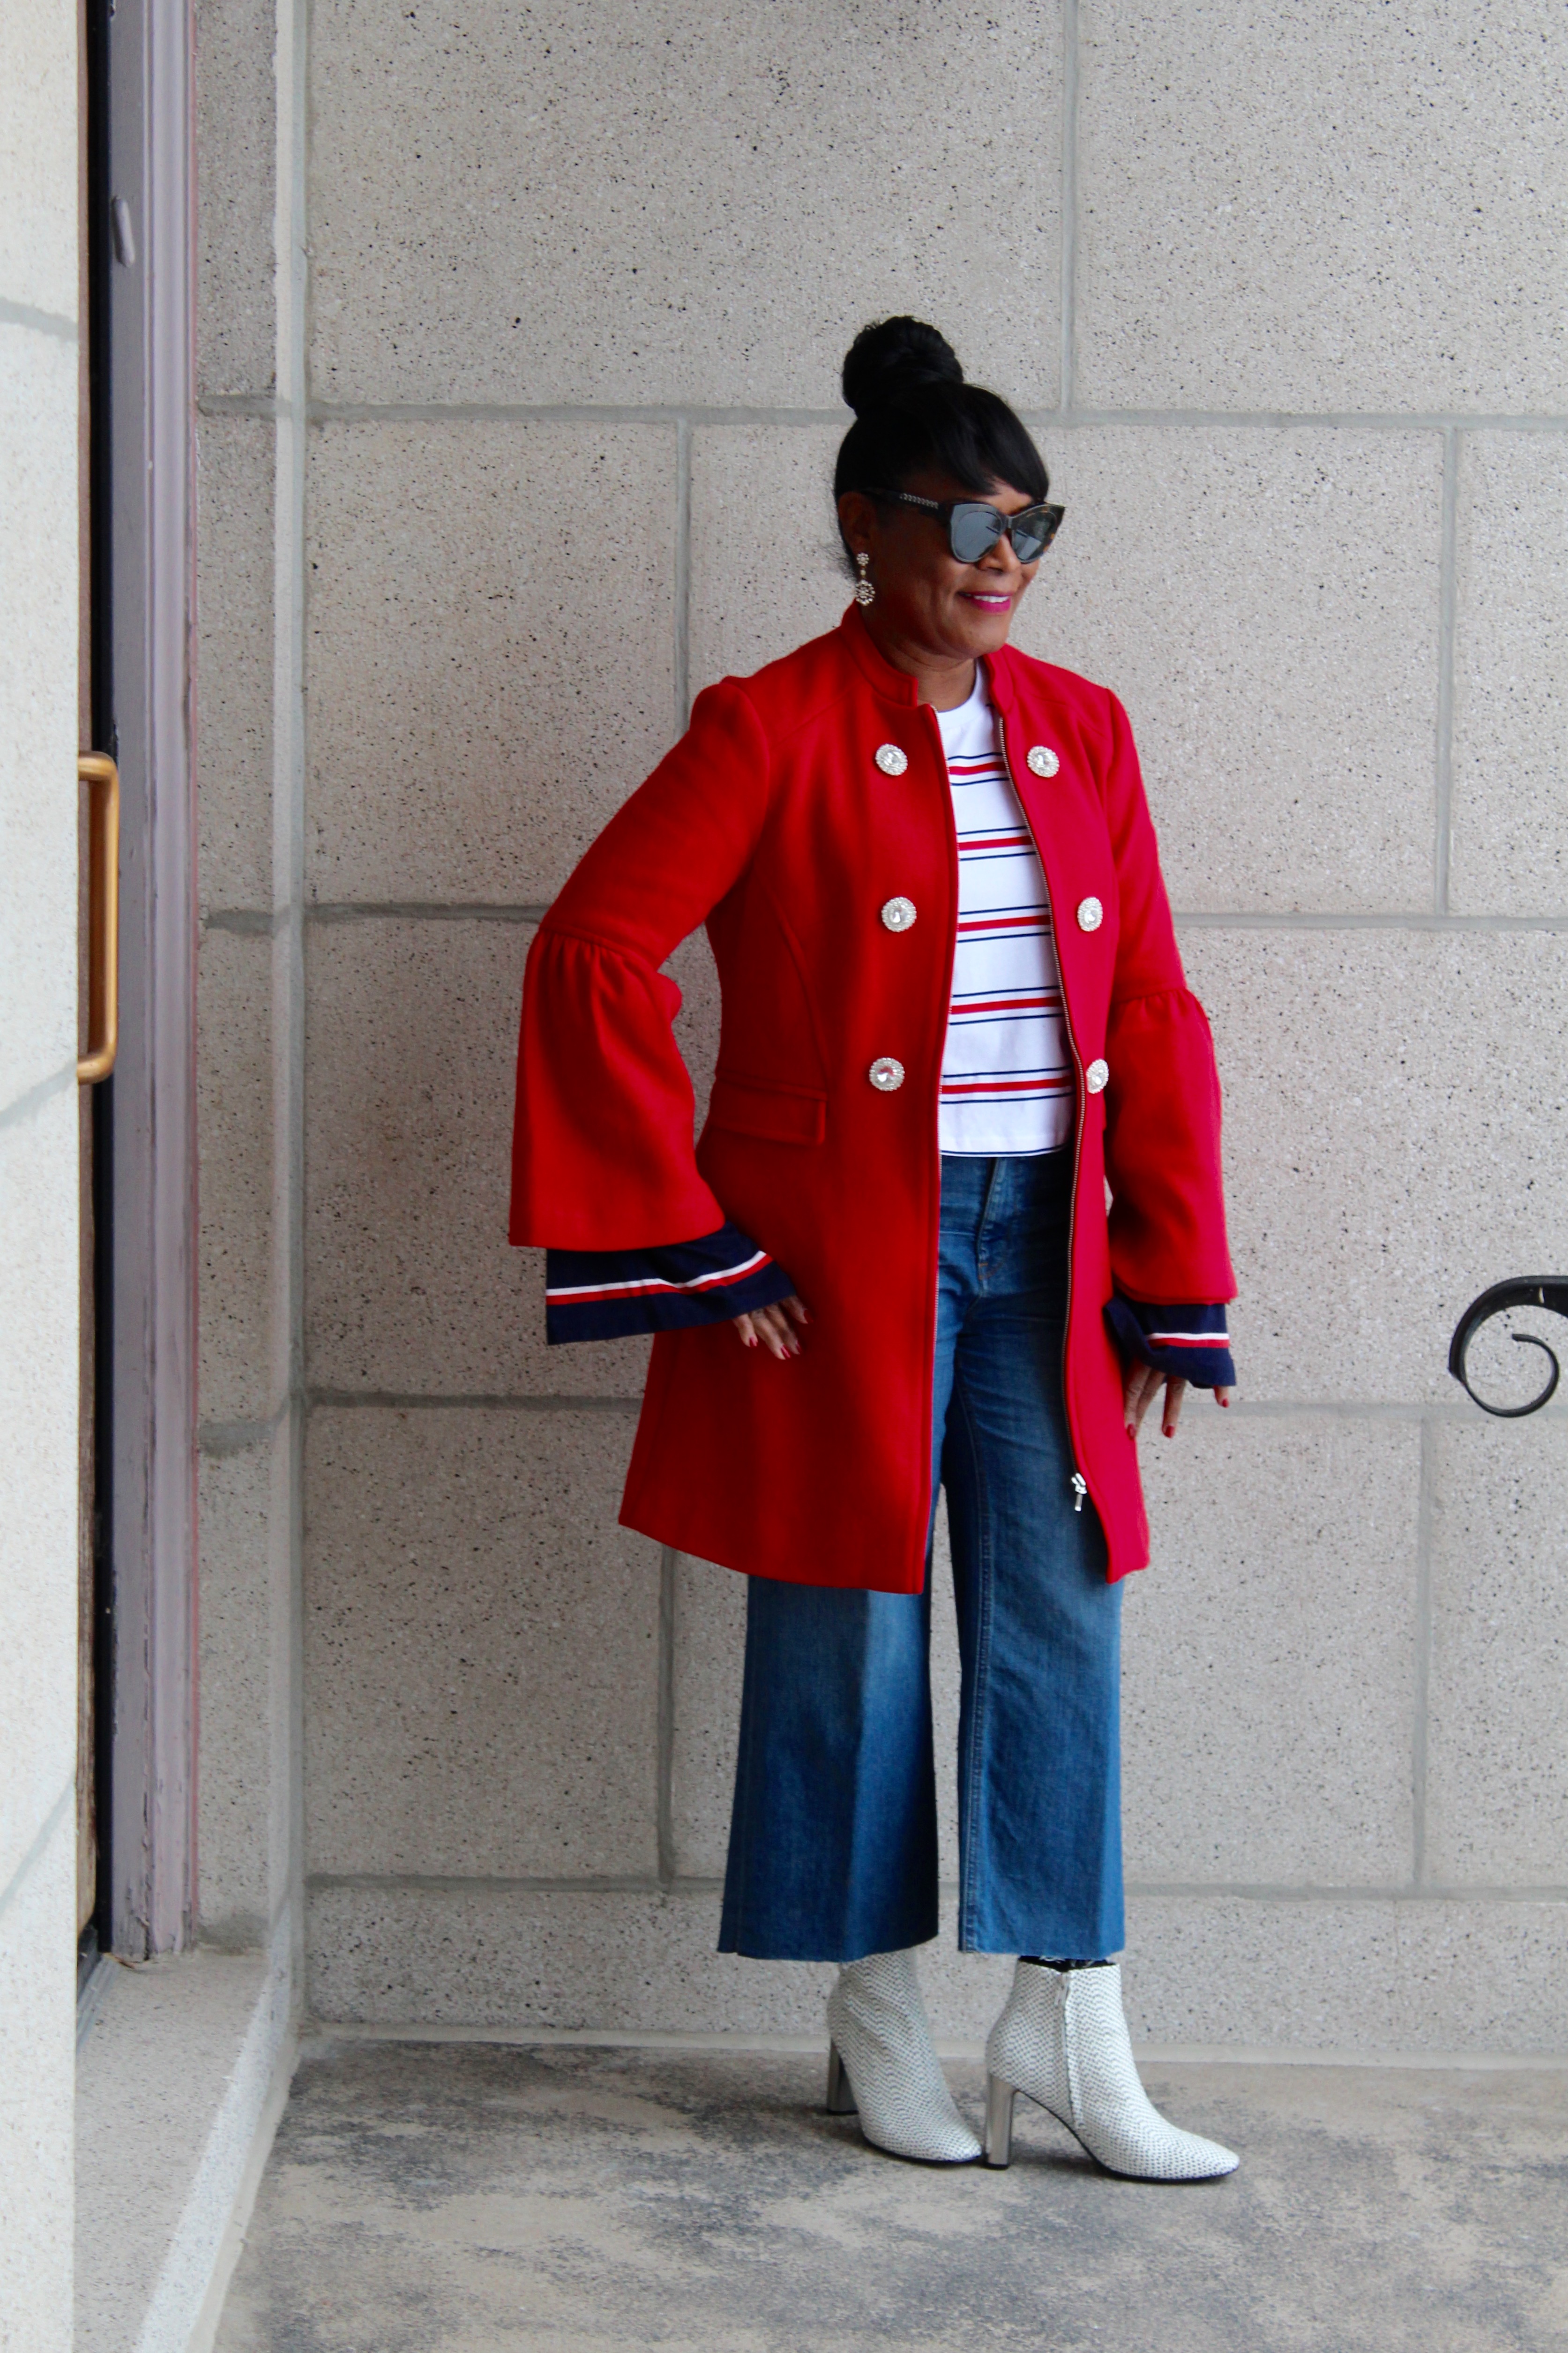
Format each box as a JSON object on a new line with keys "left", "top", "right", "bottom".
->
{"left": 874, "top": 488, "right": 1065, "bottom": 567}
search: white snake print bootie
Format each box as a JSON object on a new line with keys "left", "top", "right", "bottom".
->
{"left": 984, "top": 1960, "right": 1239, "bottom": 2179}
{"left": 825, "top": 1948, "right": 982, "bottom": 2165}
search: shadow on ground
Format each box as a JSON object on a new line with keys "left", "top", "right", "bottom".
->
{"left": 214, "top": 2039, "right": 1568, "bottom": 2352}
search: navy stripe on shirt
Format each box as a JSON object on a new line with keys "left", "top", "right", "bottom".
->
{"left": 1104, "top": 1296, "right": 1236, "bottom": 1389}
{"left": 545, "top": 1221, "right": 797, "bottom": 1343}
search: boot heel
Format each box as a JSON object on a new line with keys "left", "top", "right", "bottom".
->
{"left": 984, "top": 2073, "right": 1016, "bottom": 2167}
{"left": 825, "top": 2039, "right": 856, "bottom": 2116}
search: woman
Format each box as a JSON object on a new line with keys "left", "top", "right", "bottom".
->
{"left": 511, "top": 318, "right": 1239, "bottom": 2180}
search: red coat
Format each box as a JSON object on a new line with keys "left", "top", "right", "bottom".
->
{"left": 510, "top": 608, "right": 1235, "bottom": 1592}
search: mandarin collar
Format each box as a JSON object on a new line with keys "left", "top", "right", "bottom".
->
{"left": 980, "top": 644, "right": 1018, "bottom": 712}
{"left": 837, "top": 605, "right": 920, "bottom": 704}
{"left": 837, "top": 604, "right": 1020, "bottom": 714}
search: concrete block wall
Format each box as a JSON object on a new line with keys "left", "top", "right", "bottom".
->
{"left": 194, "top": 0, "right": 1568, "bottom": 2050}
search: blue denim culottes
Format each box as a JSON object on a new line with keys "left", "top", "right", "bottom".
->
{"left": 717, "top": 1150, "right": 1125, "bottom": 1964}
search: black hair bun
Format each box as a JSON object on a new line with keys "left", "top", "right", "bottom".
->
{"left": 841, "top": 317, "right": 963, "bottom": 416}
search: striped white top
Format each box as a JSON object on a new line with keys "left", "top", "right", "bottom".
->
{"left": 936, "top": 669, "right": 1074, "bottom": 1157}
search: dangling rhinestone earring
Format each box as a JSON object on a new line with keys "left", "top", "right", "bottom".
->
{"left": 854, "top": 551, "right": 876, "bottom": 607}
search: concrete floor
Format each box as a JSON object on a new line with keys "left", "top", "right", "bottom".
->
{"left": 213, "top": 2037, "right": 1568, "bottom": 2352}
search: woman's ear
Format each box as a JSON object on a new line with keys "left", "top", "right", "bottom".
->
{"left": 836, "top": 489, "right": 876, "bottom": 559}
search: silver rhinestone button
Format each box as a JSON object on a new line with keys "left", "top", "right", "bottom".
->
{"left": 868, "top": 1057, "right": 906, "bottom": 1092}
{"left": 880, "top": 896, "right": 917, "bottom": 932}
{"left": 1076, "top": 895, "right": 1104, "bottom": 932}
{"left": 1027, "top": 745, "right": 1060, "bottom": 777}
{"left": 874, "top": 743, "right": 909, "bottom": 776}
{"left": 1084, "top": 1058, "right": 1109, "bottom": 1094}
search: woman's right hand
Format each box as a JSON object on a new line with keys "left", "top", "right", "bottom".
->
{"left": 732, "top": 1296, "right": 808, "bottom": 1359}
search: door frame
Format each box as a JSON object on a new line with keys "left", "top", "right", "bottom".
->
{"left": 92, "top": 0, "right": 199, "bottom": 1958}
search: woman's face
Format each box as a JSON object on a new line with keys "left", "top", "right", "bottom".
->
{"left": 837, "top": 472, "right": 1041, "bottom": 671}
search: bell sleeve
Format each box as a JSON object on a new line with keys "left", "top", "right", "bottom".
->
{"left": 1103, "top": 1296, "right": 1236, "bottom": 1389}
{"left": 510, "top": 678, "right": 791, "bottom": 1285}
{"left": 544, "top": 1221, "right": 798, "bottom": 1342}
{"left": 1097, "top": 691, "right": 1238, "bottom": 1309}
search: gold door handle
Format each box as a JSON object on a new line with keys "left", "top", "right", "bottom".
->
{"left": 78, "top": 752, "right": 119, "bottom": 1083}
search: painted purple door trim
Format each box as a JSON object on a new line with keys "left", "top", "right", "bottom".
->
{"left": 101, "top": 0, "right": 198, "bottom": 1956}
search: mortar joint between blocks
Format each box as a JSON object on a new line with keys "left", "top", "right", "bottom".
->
{"left": 1413, "top": 1411, "right": 1438, "bottom": 1891}
{"left": 1434, "top": 425, "right": 1460, "bottom": 917}
{"left": 656, "top": 1546, "right": 679, "bottom": 1890}
{"left": 1060, "top": 0, "right": 1079, "bottom": 416}
{"left": 674, "top": 418, "right": 692, "bottom": 731}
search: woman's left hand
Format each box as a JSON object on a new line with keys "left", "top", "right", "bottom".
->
{"left": 732, "top": 1294, "right": 809, "bottom": 1360}
{"left": 1123, "top": 1361, "right": 1234, "bottom": 1439}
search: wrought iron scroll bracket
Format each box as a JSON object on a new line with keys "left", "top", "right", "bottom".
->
{"left": 1448, "top": 1278, "right": 1568, "bottom": 1417}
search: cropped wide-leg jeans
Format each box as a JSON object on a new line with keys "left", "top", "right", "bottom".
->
{"left": 718, "top": 1149, "right": 1125, "bottom": 1965}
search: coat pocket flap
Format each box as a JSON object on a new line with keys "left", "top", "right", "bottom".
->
{"left": 707, "top": 1073, "right": 827, "bottom": 1146}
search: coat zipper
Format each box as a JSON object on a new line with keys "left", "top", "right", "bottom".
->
{"left": 993, "top": 695, "right": 1092, "bottom": 1515}
{"left": 919, "top": 695, "right": 963, "bottom": 1568}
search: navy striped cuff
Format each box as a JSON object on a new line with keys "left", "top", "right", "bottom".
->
{"left": 545, "top": 1221, "right": 797, "bottom": 1343}
{"left": 1104, "top": 1295, "right": 1236, "bottom": 1389}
